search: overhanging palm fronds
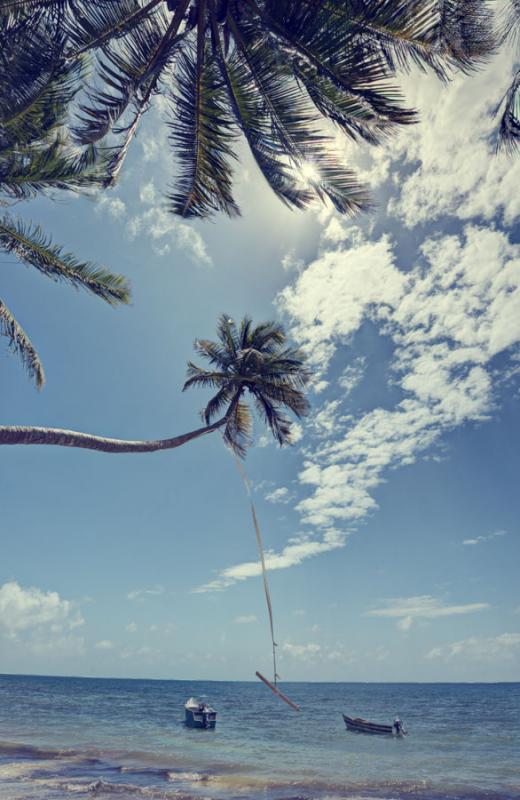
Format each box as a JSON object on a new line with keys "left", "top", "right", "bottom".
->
{"left": 0, "top": 215, "right": 130, "bottom": 305}
{"left": 0, "top": 296, "right": 44, "bottom": 387}
{"left": 184, "top": 314, "right": 311, "bottom": 455}
{"left": 0, "top": 42, "right": 131, "bottom": 387}
{"left": 0, "top": 0, "right": 497, "bottom": 218}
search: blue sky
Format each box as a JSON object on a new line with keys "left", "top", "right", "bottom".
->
{"left": 1, "top": 43, "right": 519, "bottom": 683}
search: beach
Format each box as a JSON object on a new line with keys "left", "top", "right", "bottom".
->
{"left": 1, "top": 674, "right": 519, "bottom": 800}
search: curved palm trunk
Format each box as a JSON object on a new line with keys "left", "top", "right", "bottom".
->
{"left": 0, "top": 418, "right": 225, "bottom": 453}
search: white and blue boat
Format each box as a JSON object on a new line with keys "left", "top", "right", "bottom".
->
{"left": 184, "top": 698, "right": 217, "bottom": 729}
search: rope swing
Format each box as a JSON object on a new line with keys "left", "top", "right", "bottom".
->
{"left": 232, "top": 452, "right": 300, "bottom": 712}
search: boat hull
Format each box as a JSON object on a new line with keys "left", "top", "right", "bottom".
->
{"left": 342, "top": 714, "right": 396, "bottom": 736}
{"left": 185, "top": 708, "right": 217, "bottom": 729}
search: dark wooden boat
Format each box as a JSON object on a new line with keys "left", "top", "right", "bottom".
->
{"left": 343, "top": 713, "right": 404, "bottom": 736}
{"left": 184, "top": 698, "right": 217, "bottom": 729}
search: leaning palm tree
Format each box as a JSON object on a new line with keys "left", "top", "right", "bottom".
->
{"left": 1, "top": 41, "right": 131, "bottom": 387}
{"left": 0, "top": 1, "right": 496, "bottom": 218}
{"left": 0, "top": 314, "right": 311, "bottom": 454}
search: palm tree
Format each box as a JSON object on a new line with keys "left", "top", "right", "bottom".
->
{"left": 0, "top": 1, "right": 496, "bottom": 219}
{"left": 1, "top": 40, "right": 131, "bottom": 387}
{"left": 0, "top": 314, "right": 311, "bottom": 453}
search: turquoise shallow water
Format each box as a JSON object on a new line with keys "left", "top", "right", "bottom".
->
{"left": 0, "top": 674, "right": 519, "bottom": 800}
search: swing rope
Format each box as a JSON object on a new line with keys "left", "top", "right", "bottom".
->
{"left": 231, "top": 450, "right": 300, "bottom": 712}
{"left": 232, "top": 452, "right": 279, "bottom": 684}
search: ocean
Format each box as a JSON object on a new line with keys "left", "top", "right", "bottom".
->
{"left": 0, "top": 674, "right": 519, "bottom": 800}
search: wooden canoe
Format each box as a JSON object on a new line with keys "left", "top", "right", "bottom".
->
{"left": 342, "top": 713, "right": 395, "bottom": 735}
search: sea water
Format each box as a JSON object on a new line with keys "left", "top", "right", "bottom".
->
{"left": 0, "top": 674, "right": 519, "bottom": 799}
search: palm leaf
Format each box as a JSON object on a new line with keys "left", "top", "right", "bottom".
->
{"left": 213, "top": 32, "right": 312, "bottom": 209}
{"left": 0, "top": 295, "right": 44, "bottom": 388}
{"left": 0, "top": 214, "right": 130, "bottom": 305}
{"left": 167, "top": 34, "right": 240, "bottom": 218}
{"left": 497, "top": 69, "right": 520, "bottom": 153}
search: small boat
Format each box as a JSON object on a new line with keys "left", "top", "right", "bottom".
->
{"left": 184, "top": 698, "right": 217, "bottom": 729}
{"left": 343, "top": 714, "right": 406, "bottom": 737}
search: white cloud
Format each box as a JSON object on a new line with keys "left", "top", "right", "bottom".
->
{"left": 278, "top": 225, "right": 520, "bottom": 529}
{"left": 366, "top": 595, "right": 490, "bottom": 630}
{"left": 426, "top": 633, "right": 520, "bottom": 662}
{"left": 282, "top": 640, "right": 356, "bottom": 664}
{"left": 278, "top": 234, "right": 403, "bottom": 373}
{"left": 281, "top": 250, "right": 304, "bottom": 273}
{"left": 139, "top": 181, "right": 157, "bottom": 205}
{"left": 341, "top": 47, "right": 520, "bottom": 228}
{"left": 96, "top": 195, "right": 126, "bottom": 220}
{"left": 193, "top": 528, "right": 348, "bottom": 592}
{"left": 265, "top": 486, "right": 290, "bottom": 504}
{"left": 95, "top": 639, "right": 114, "bottom": 650}
{"left": 127, "top": 585, "right": 164, "bottom": 601}
{"left": 126, "top": 621, "right": 137, "bottom": 632}
{"left": 289, "top": 422, "right": 304, "bottom": 444}
{"left": 234, "top": 614, "right": 257, "bottom": 624}
{"left": 126, "top": 207, "right": 212, "bottom": 266}
{"left": 338, "top": 357, "right": 366, "bottom": 395}
{"left": 0, "top": 581, "right": 84, "bottom": 634}
{"left": 462, "top": 530, "right": 507, "bottom": 546}
{"left": 282, "top": 641, "right": 321, "bottom": 661}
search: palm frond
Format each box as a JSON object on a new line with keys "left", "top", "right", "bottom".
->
{"left": 203, "top": 384, "right": 234, "bottom": 423}
{"left": 229, "top": 21, "right": 372, "bottom": 214}
{"left": 0, "top": 214, "right": 130, "bottom": 305}
{"left": 183, "top": 364, "right": 229, "bottom": 391}
{"left": 167, "top": 37, "right": 239, "bottom": 218}
{"left": 0, "top": 135, "right": 116, "bottom": 200}
{"left": 214, "top": 35, "right": 312, "bottom": 209}
{"left": 71, "top": 6, "right": 176, "bottom": 145}
{"left": 193, "top": 337, "right": 233, "bottom": 369}
{"left": 0, "top": 42, "right": 83, "bottom": 150}
{"left": 253, "top": 393, "right": 292, "bottom": 446}
{"left": 224, "top": 398, "right": 252, "bottom": 456}
{"left": 0, "top": 295, "right": 44, "bottom": 388}
{"left": 497, "top": 69, "right": 520, "bottom": 154}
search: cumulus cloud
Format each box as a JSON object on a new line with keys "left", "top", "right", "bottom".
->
{"left": 96, "top": 195, "right": 127, "bottom": 220}
{"left": 278, "top": 225, "right": 520, "bottom": 529}
{"left": 265, "top": 487, "right": 290, "bottom": 504}
{"left": 338, "top": 357, "right": 366, "bottom": 396}
{"left": 0, "top": 581, "right": 84, "bottom": 634}
{"left": 126, "top": 207, "right": 212, "bottom": 266}
{"left": 193, "top": 528, "right": 348, "bottom": 592}
{"left": 366, "top": 595, "right": 490, "bottom": 631}
{"left": 234, "top": 614, "right": 257, "bottom": 624}
{"left": 426, "top": 633, "right": 520, "bottom": 662}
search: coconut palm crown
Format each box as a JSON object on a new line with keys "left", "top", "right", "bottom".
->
{"left": 0, "top": 1, "right": 496, "bottom": 219}
{"left": 184, "top": 314, "right": 311, "bottom": 455}
{"left": 0, "top": 39, "right": 131, "bottom": 388}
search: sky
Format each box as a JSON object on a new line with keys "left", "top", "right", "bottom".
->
{"left": 1, "top": 38, "right": 519, "bottom": 683}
